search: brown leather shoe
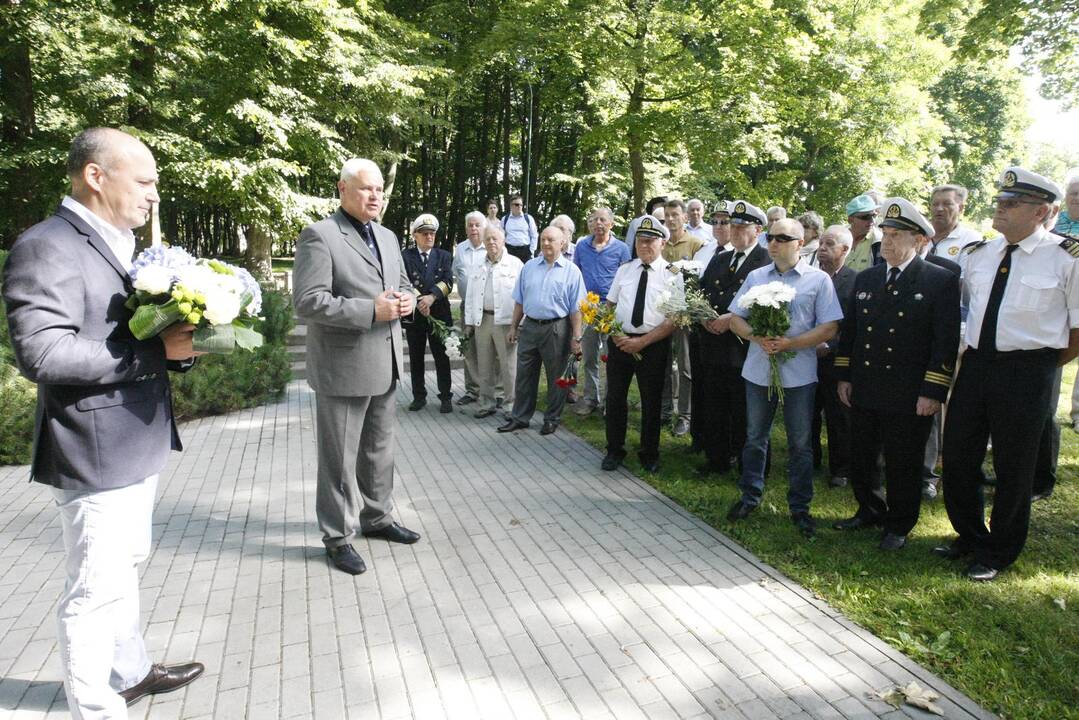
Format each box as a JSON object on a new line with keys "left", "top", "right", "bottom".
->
{"left": 120, "top": 662, "right": 205, "bottom": 706}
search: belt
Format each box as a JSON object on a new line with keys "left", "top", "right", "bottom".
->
{"left": 625, "top": 332, "right": 647, "bottom": 338}
{"left": 966, "top": 347, "right": 1058, "bottom": 359}
{"left": 526, "top": 316, "right": 567, "bottom": 325}
{"left": 483, "top": 309, "right": 494, "bottom": 315}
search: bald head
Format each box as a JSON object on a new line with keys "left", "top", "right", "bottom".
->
{"left": 770, "top": 218, "right": 804, "bottom": 239}
{"left": 67, "top": 127, "right": 159, "bottom": 231}
{"left": 67, "top": 128, "right": 149, "bottom": 180}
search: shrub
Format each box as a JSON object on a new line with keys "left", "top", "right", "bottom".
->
{"left": 0, "top": 362, "right": 35, "bottom": 466}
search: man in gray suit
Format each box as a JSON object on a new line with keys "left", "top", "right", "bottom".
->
{"left": 3, "top": 128, "right": 204, "bottom": 718}
{"left": 293, "top": 158, "right": 422, "bottom": 576}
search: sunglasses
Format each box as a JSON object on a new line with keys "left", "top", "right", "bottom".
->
{"left": 851, "top": 213, "right": 877, "bottom": 221}
{"left": 713, "top": 220, "right": 731, "bottom": 226}
{"left": 766, "top": 233, "right": 800, "bottom": 243}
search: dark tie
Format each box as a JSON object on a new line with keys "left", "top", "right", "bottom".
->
{"left": 977, "top": 244, "right": 1018, "bottom": 352}
{"left": 631, "top": 264, "right": 649, "bottom": 327}
{"left": 421, "top": 251, "right": 429, "bottom": 267}
{"left": 886, "top": 266, "right": 900, "bottom": 290}
{"left": 730, "top": 251, "right": 745, "bottom": 272}
{"left": 360, "top": 223, "right": 380, "bottom": 262}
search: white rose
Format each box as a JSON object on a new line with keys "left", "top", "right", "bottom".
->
{"left": 133, "top": 265, "right": 174, "bottom": 295}
{"left": 202, "top": 287, "right": 242, "bottom": 325}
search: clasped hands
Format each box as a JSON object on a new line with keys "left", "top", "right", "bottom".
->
{"left": 752, "top": 335, "right": 794, "bottom": 355}
{"left": 612, "top": 334, "right": 645, "bottom": 355}
{"left": 374, "top": 289, "right": 416, "bottom": 321}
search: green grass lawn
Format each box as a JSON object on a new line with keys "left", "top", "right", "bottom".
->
{"left": 557, "top": 363, "right": 1079, "bottom": 720}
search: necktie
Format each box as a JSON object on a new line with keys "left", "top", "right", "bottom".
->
{"left": 421, "top": 251, "right": 429, "bottom": 267}
{"left": 631, "top": 264, "right": 649, "bottom": 328}
{"left": 360, "top": 223, "right": 379, "bottom": 260}
{"left": 887, "top": 266, "right": 900, "bottom": 289}
{"left": 730, "top": 251, "right": 745, "bottom": 272}
{"left": 977, "top": 244, "right": 1018, "bottom": 352}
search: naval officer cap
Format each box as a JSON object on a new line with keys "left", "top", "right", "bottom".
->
{"left": 712, "top": 199, "right": 733, "bottom": 216}
{"left": 729, "top": 200, "right": 767, "bottom": 226}
{"left": 880, "top": 197, "right": 934, "bottom": 237}
{"left": 995, "top": 166, "right": 1064, "bottom": 204}
{"left": 410, "top": 213, "right": 440, "bottom": 234}
{"left": 634, "top": 214, "right": 670, "bottom": 241}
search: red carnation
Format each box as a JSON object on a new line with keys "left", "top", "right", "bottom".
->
{"left": 600, "top": 354, "right": 608, "bottom": 363}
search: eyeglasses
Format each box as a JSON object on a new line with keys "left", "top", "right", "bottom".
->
{"left": 512, "top": 202, "right": 523, "bottom": 207}
{"left": 713, "top": 220, "right": 730, "bottom": 226}
{"left": 851, "top": 213, "right": 876, "bottom": 221}
{"left": 994, "top": 198, "right": 1042, "bottom": 210}
{"left": 766, "top": 233, "right": 800, "bottom": 243}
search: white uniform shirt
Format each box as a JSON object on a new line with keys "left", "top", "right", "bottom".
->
{"left": 686, "top": 222, "right": 712, "bottom": 243}
{"left": 464, "top": 252, "right": 524, "bottom": 326}
{"left": 61, "top": 196, "right": 136, "bottom": 271}
{"left": 963, "top": 228, "right": 1079, "bottom": 351}
{"left": 607, "top": 258, "right": 681, "bottom": 334}
{"left": 927, "top": 224, "right": 982, "bottom": 262}
{"left": 453, "top": 239, "right": 488, "bottom": 300}
{"left": 692, "top": 240, "right": 719, "bottom": 268}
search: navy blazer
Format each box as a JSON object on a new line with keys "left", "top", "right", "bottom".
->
{"left": 402, "top": 246, "right": 454, "bottom": 324}
{"left": 698, "top": 244, "right": 771, "bottom": 368}
{"left": 2, "top": 205, "right": 183, "bottom": 490}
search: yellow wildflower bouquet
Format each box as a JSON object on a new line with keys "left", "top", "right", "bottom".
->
{"left": 579, "top": 292, "right": 640, "bottom": 359}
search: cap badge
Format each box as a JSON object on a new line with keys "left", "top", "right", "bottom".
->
{"left": 948, "top": 246, "right": 960, "bottom": 256}
{"left": 735, "top": 201, "right": 746, "bottom": 213}
{"left": 886, "top": 203, "right": 901, "bottom": 219}
{"left": 1003, "top": 170, "right": 1017, "bottom": 187}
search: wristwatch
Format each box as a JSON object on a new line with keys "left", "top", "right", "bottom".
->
{"left": 573, "top": 336, "right": 583, "bottom": 342}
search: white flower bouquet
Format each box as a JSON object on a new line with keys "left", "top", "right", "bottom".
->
{"left": 427, "top": 316, "right": 469, "bottom": 361}
{"left": 656, "top": 273, "right": 719, "bottom": 330}
{"left": 736, "top": 280, "right": 797, "bottom": 401}
{"left": 126, "top": 245, "right": 264, "bottom": 354}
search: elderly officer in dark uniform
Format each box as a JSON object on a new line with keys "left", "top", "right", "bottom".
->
{"left": 940, "top": 167, "right": 1076, "bottom": 581}
{"left": 696, "top": 200, "right": 770, "bottom": 475}
{"left": 402, "top": 213, "right": 455, "bottom": 413}
{"left": 833, "top": 198, "right": 960, "bottom": 550}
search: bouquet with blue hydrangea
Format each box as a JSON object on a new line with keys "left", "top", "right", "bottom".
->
{"left": 126, "top": 246, "right": 264, "bottom": 354}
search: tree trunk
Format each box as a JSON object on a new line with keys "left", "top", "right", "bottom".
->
{"left": 626, "top": 78, "right": 646, "bottom": 214}
{"left": 243, "top": 225, "right": 273, "bottom": 283}
{"left": 126, "top": 0, "right": 156, "bottom": 126}
{"left": 0, "top": 1, "right": 38, "bottom": 247}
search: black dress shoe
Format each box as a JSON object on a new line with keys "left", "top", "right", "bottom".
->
{"left": 922, "top": 480, "right": 939, "bottom": 501}
{"left": 474, "top": 408, "right": 496, "bottom": 419}
{"left": 601, "top": 452, "right": 624, "bottom": 471}
{"left": 456, "top": 395, "right": 477, "bottom": 405}
{"left": 832, "top": 515, "right": 881, "bottom": 531}
{"left": 931, "top": 542, "right": 973, "bottom": 560}
{"left": 408, "top": 398, "right": 426, "bottom": 411}
{"left": 120, "top": 662, "right": 205, "bottom": 706}
{"left": 363, "top": 522, "right": 421, "bottom": 544}
{"left": 829, "top": 476, "right": 849, "bottom": 488}
{"left": 966, "top": 562, "right": 999, "bottom": 582}
{"left": 327, "top": 544, "right": 367, "bottom": 575}
{"left": 640, "top": 458, "right": 661, "bottom": 473}
{"left": 440, "top": 398, "right": 453, "bottom": 414}
{"left": 791, "top": 511, "right": 817, "bottom": 538}
{"left": 726, "top": 500, "right": 756, "bottom": 522}
{"left": 497, "top": 419, "right": 528, "bottom": 433}
{"left": 540, "top": 421, "right": 558, "bottom": 435}
{"left": 1031, "top": 489, "right": 1053, "bottom": 502}
{"left": 879, "top": 532, "right": 907, "bottom": 550}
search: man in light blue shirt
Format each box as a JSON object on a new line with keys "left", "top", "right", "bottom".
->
{"left": 498, "top": 226, "right": 586, "bottom": 435}
{"left": 501, "top": 194, "right": 539, "bottom": 263}
{"left": 573, "top": 207, "right": 630, "bottom": 414}
{"left": 728, "top": 219, "right": 843, "bottom": 537}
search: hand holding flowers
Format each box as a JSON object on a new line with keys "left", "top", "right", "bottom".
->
{"left": 736, "top": 280, "right": 797, "bottom": 401}
{"left": 579, "top": 292, "right": 640, "bottom": 359}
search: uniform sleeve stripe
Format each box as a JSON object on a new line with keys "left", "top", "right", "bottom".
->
{"left": 834, "top": 357, "right": 850, "bottom": 367}
{"left": 925, "top": 371, "right": 952, "bottom": 381}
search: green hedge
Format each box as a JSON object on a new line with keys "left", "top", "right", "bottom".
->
{"left": 0, "top": 249, "right": 293, "bottom": 466}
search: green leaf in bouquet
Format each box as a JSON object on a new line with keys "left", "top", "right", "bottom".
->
{"left": 129, "top": 299, "right": 184, "bottom": 340}
{"left": 232, "top": 322, "right": 264, "bottom": 351}
{"left": 193, "top": 323, "right": 237, "bottom": 354}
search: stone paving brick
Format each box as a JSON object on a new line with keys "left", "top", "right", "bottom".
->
{"left": 0, "top": 376, "right": 996, "bottom": 719}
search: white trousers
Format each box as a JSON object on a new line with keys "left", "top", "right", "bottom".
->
{"left": 52, "top": 475, "right": 157, "bottom": 720}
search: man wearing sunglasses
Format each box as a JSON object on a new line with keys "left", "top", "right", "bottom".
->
{"left": 727, "top": 218, "right": 843, "bottom": 537}
{"left": 845, "top": 194, "right": 883, "bottom": 272}
{"left": 940, "top": 167, "right": 1075, "bottom": 581}
{"left": 833, "top": 198, "right": 960, "bottom": 551}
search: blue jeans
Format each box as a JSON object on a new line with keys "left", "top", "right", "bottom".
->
{"left": 740, "top": 381, "right": 816, "bottom": 513}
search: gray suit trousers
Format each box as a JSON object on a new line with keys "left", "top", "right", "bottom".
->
{"left": 315, "top": 387, "right": 397, "bottom": 548}
{"left": 510, "top": 318, "right": 571, "bottom": 425}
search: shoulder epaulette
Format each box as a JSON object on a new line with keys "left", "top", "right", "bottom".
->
{"left": 1057, "top": 235, "right": 1079, "bottom": 258}
{"left": 960, "top": 239, "right": 987, "bottom": 255}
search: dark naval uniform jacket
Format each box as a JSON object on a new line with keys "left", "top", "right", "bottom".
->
{"left": 402, "top": 246, "right": 454, "bottom": 326}
{"left": 698, "top": 245, "right": 770, "bottom": 368}
{"left": 834, "top": 256, "right": 960, "bottom": 413}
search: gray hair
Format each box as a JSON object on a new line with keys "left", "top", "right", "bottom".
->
{"left": 339, "top": 158, "right": 382, "bottom": 183}
{"left": 587, "top": 207, "right": 613, "bottom": 223}
{"left": 766, "top": 206, "right": 787, "bottom": 220}
{"left": 551, "top": 214, "right": 576, "bottom": 239}
{"left": 931, "top": 184, "right": 969, "bottom": 204}
{"left": 464, "top": 210, "right": 486, "bottom": 226}
{"left": 822, "top": 224, "right": 853, "bottom": 248}
{"left": 797, "top": 211, "right": 823, "bottom": 235}
{"left": 67, "top": 127, "right": 130, "bottom": 178}
{"left": 483, "top": 224, "right": 505, "bottom": 242}
{"left": 1066, "top": 176, "right": 1079, "bottom": 190}
{"left": 686, "top": 198, "right": 704, "bottom": 210}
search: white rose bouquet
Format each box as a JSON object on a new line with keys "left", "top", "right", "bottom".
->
{"left": 126, "top": 246, "right": 264, "bottom": 354}
{"left": 657, "top": 269, "right": 719, "bottom": 330}
{"left": 427, "top": 316, "right": 469, "bottom": 361}
{"left": 736, "top": 280, "right": 797, "bottom": 401}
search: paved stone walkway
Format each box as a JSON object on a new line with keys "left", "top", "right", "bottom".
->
{"left": 0, "top": 374, "right": 994, "bottom": 719}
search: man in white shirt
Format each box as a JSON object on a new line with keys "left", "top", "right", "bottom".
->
{"left": 685, "top": 198, "right": 712, "bottom": 242}
{"left": 602, "top": 216, "right": 678, "bottom": 473}
{"left": 454, "top": 210, "right": 495, "bottom": 406}
{"left": 926, "top": 184, "right": 983, "bottom": 262}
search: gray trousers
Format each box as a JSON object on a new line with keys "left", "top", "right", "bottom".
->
{"left": 315, "top": 387, "right": 397, "bottom": 548}
{"left": 510, "top": 317, "right": 572, "bottom": 425}
{"left": 579, "top": 324, "right": 605, "bottom": 407}
{"left": 475, "top": 314, "right": 516, "bottom": 411}
{"left": 662, "top": 328, "right": 692, "bottom": 419}
{"left": 462, "top": 312, "right": 502, "bottom": 401}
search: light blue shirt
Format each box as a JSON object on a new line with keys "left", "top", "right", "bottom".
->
{"left": 731, "top": 259, "right": 844, "bottom": 388}
{"left": 502, "top": 213, "right": 539, "bottom": 253}
{"left": 573, "top": 235, "right": 629, "bottom": 300}
{"left": 512, "top": 255, "right": 586, "bottom": 320}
